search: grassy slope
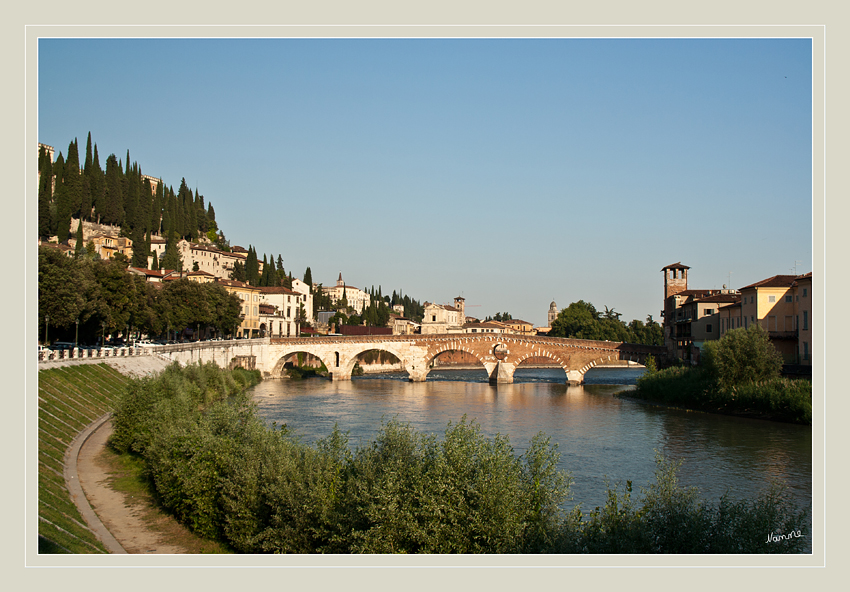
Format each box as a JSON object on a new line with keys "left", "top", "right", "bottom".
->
{"left": 37, "top": 364, "right": 130, "bottom": 554}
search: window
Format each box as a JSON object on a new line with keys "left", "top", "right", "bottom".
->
{"left": 803, "top": 311, "right": 808, "bottom": 331}
{"left": 786, "top": 295, "right": 793, "bottom": 303}
{"left": 706, "top": 324, "right": 712, "bottom": 333}
{"left": 803, "top": 288, "right": 808, "bottom": 297}
{"left": 704, "top": 309, "right": 714, "bottom": 315}
{"left": 803, "top": 341, "right": 809, "bottom": 361}
{"left": 768, "top": 295, "right": 776, "bottom": 303}
{"left": 751, "top": 296, "right": 755, "bottom": 304}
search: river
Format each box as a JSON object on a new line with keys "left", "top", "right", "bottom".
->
{"left": 250, "top": 367, "right": 812, "bottom": 549}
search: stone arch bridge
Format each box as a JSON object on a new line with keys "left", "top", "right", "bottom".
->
{"left": 155, "top": 334, "right": 668, "bottom": 384}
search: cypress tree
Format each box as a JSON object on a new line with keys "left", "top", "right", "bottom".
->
{"left": 195, "top": 189, "right": 206, "bottom": 235}
{"left": 90, "top": 144, "right": 105, "bottom": 224}
{"left": 303, "top": 267, "right": 313, "bottom": 286}
{"left": 124, "top": 162, "right": 140, "bottom": 234}
{"left": 151, "top": 250, "right": 159, "bottom": 271}
{"left": 80, "top": 133, "right": 93, "bottom": 221}
{"left": 131, "top": 223, "right": 146, "bottom": 268}
{"left": 104, "top": 154, "right": 124, "bottom": 226}
{"left": 74, "top": 220, "right": 84, "bottom": 258}
{"left": 84, "top": 132, "right": 93, "bottom": 172}
{"left": 245, "top": 245, "right": 259, "bottom": 285}
{"left": 38, "top": 146, "right": 53, "bottom": 238}
{"left": 151, "top": 180, "right": 163, "bottom": 234}
{"left": 64, "top": 139, "right": 83, "bottom": 221}
{"left": 259, "top": 254, "right": 269, "bottom": 286}
{"left": 161, "top": 229, "right": 182, "bottom": 272}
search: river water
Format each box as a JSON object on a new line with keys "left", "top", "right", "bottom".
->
{"left": 250, "top": 367, "right": 812, "bottom": 548}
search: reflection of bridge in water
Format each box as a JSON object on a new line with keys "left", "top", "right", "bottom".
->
{"left": 157, "top": 334, "right": 668, "bottom": 384}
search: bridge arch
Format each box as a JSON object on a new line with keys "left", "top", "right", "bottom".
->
{"left": 269, "top": 347, "right": 335, "bottom": 379}
{"left": 411, "top": 343, "right": 490, "bottom": 382}
{"left": 512, "top": 349, "right": 571, "bottom": 379}
{"left": 337, "top": 344, "right": 413, "bottom": 379}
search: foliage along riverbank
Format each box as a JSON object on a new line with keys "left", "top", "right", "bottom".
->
{"left": 109, "top": 361, "right": 808, "bottom": 553}
{"left": 626, "top": 325, "right": 811, "bottom": 424}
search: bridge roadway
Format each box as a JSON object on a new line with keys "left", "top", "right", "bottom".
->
{"left": 155, "top": 333, "right": 667, "bottom": 385}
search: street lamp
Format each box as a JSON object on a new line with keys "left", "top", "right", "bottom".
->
{"left": 101, "top": 321, "right": 106, "bottom": 348}
{"left": 44, "top": 315, "right": 49, "bottom": 346}
{"left": 75, "top": 318, "right": 79, "bottom": 350}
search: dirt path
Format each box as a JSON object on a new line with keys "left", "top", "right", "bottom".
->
{"left": 76, "top": 419, "right": 191, "bottom": 554}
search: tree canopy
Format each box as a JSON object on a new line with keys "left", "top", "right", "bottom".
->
{"left": 39, "top": 246, "right": 242, "bottom": 344}
{"left": 549, "top": 300, "right": 663, "bottom": 345}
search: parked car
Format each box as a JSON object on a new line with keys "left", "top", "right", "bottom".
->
{"left": 50, "top": 342, "right": 76, "bottom": 351}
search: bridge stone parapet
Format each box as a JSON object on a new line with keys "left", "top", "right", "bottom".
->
{"left": 145, "top": 334, "right": 667, "bottom": 385}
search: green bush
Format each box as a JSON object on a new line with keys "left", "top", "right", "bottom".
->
{"left": 702, "top": 324, "right": 783, "bottom": 388}
{"left": 554, "top": 455, "right": 809, "bottom": 554}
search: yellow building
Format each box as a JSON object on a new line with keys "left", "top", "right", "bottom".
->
{"left": 738, "top": 273, "right": 812, "bottom": 364}
{"left": 187, "top": 270, "right": 216, "bottom": 284}
{"left": 216, "top": 279, "right": 262, "bottom": 338}
{"left": 795, "top": 273, "right": 812, "bottom": 365}
{"left": 88, "top": 234, "right": 133, "bottom": 261}
{"left": 502, "top": 319, "right": 535, "bottom": 336}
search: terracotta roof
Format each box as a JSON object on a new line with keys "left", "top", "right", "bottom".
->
{"left": 464, "top": 322, "right": 506, "bottom": 329}
{"left": 504, "top": 319, "right": 533, "bottom": 326}
{"left": 257, "top": 286, "right": 299, "bottom": 295}
{"left": 188, "top": 270, "right": 215, "bottom": 277}
{"left": 740, "top": 275, "right": 799, "bottom": 290}
{"left": 215, "top": 279, "right": 258, "bottom": 290}
{"left": 661, "top": 261, "right": 690, "bottom": 271}
{"left": 127, "top": 267, "right": 165, "bottom": 278}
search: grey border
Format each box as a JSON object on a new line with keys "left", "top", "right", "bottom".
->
{"left": 9, "top": 2, "right": 840, "bottom": 589}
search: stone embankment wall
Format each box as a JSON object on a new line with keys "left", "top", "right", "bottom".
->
{"left": 38, "top": 349, "right": 172, "bottom": 378}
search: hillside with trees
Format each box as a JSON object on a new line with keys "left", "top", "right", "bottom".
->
{"left": 39, "top": 134, "right": 223, "bottom": 267}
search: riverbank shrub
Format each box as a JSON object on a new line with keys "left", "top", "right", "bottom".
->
{"left": 110, "top": 362, "right": 809, "bottom": 553}
{"left": 552, "top": 455, "right": 808, "bottom": 553}
{"left": 632, "top": 325, "right": 811, "bottom": 424}
{"left": 702, "top": 325, "right": 783, "bottom": 388}
{"left": 633, "top": 367, "right": 811, "bottom": 423}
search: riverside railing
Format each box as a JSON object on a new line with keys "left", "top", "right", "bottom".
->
{"left": 38, "top": 346, "right": 152, "bottom": 363}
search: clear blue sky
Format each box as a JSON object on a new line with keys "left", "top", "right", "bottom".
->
{"left": 37, "top": 38, "right": 813, "bottom": 326}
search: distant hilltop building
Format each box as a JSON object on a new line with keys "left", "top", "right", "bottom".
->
{"left": 421, "top": 296, "right": 466, "bottom": 334}
{"left": 548, "top": 300, "right": 558, "bottom": 327}
{"left": 321, "top": 273, "right": 372, "bottom": 314}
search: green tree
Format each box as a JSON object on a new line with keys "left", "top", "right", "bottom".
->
{"left": 39, "top": 246, "right": 87, "bottom": 338}
{"left": 702, "top": 324, "right": 783, "bottom": 388}
{"left": 161, "top": 231, "right": 183, "bottom": 272}
{"left": 38, "top": 146, "right": 53, "bottom": 237}
{"left": 74, "top": 222, "right": 84, "bottom": 258}
{"left": 245, "top": 246, "right": 259, "bottom": 285}
{"left": 303, "top": 266, "right": 313, "bottom": 287}
{"left": 230, "top": 261, "right": 247, "bottom": 283}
